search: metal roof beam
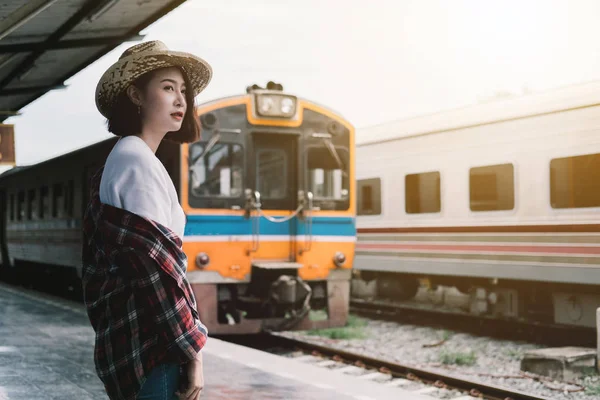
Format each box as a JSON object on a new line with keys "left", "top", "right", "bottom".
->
{"left": 0, "top": 111, "right": 21, "bottom": 117}
{"left": 0, "top": 0, "right": 188, "bottom": 123}
{"left": 0, "top": 84, "right": 67, "bottom": 96}
{"left": 0, "top": 0, "right": 106, "bottom": 90}
{"left": 0, "top": 34, "right": 145, "bottom": 54}
{"left": 0, "top": 1, "right": 59, "bottom": 41}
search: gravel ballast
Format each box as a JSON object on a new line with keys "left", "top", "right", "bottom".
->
{"left": 282, "top": 317, "right": 600, "bottom": 400}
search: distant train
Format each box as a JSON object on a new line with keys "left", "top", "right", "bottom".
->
{"left": 354, "top": 81, "right": 600, "bottom": 328}
{"left": 0, "top": 83, "right": 356, "bottom": 334}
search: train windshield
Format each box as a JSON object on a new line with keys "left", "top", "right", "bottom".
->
{"left": 256, "top": 148, "right": 288, "bottom": 199}
{"left": 189, "top": 142, "right": 244, "bottom": 198}
{"left": 306, "top": 146, "right": 349, "bottom": 201}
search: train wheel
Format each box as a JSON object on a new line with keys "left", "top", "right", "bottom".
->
{"left": 455, "top": 283, "right": 472, "bottom": 295}
{"left": 378, "top": 275, "right": 419, "bottom": 301}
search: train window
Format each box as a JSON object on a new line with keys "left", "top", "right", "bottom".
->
{"left": 27, "top": 189, "right": 36, "bottom": 220}
{"left": 306, "top": 147, "right": 349, "bottom": 204}
{"left": 52, "top": 183, "right": 63, "bottom": 218}
{"left": 189, "top": 143, "right": 244, "bottom": 198}
{"left": 17, "top": 191, "right": 24, "bottom": 221}
{"left": 9, "top": 194, "right": 14, "bottom": 221}
{"left": 550, "top": 153, "right": 600, "bottom": 208}
{"left": 357, "top": 178, "right": 381, "bottom": 215}
{"left": 257, "top": 149, "right": 287, "bottom": 199}
{"left": 39, "top": 186, "right": 49, "bottom": 219}
{"left": 469, "top": 163, "right": 514, "bottom": 211}
{"left": 405, "top": 171, "right": 441, "bottom": 214}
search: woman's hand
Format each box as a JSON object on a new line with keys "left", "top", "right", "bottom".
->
{"left": 176, "top": 352, "right": 204, "bottom": 400}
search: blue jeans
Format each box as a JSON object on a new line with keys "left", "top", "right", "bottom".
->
{"left": 137, "top": 363, "right": 181, "bottom": 400}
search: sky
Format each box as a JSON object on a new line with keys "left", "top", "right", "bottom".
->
{"left": 5, "top": 0, "right": 600, "bottom": 169}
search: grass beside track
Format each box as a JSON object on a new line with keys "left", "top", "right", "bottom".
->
{"left": 306, "top": 314, "right": 368, "bottom": 340}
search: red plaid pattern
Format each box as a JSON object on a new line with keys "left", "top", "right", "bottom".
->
{"left": 82, "top": 167, "right": 207, "bottom": 400}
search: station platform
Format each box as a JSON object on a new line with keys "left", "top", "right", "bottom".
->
{"left": 0, "top": 282, "right": 431, "bottom": 400}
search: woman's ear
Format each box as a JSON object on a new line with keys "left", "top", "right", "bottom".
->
{"left": 126, "top": 85, "right": 143, "bottom": 106}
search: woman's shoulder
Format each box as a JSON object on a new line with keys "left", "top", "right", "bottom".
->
{"left": 109, "top": 136, "right": 154, "bottom": 160}
{"left": 104, "top": 137, "right": 164, "bottom": 182}
{"left": 107, "top": 137, "right": 161, "bottom": 168}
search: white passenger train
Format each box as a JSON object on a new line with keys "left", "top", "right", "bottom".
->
{"left": 354, "top": 81, "right": 600, "bottom": 328}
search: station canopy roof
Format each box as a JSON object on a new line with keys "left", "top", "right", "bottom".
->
{"left": 0, "top": 0, "right": 187, "bottom": 123}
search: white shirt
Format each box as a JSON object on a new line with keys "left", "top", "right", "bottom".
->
{"left": 99, "top": 136, "right": 186, "bottom": 238}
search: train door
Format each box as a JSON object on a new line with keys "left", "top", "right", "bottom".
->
{"left": 252, "top": 133, "right": 298, "bottom": 260}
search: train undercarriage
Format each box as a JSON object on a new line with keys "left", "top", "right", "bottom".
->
{"left": 190, "top": 268, "right": 351, "bottom": 335}
{"left": 352, "top": 271, "right": 600, "bottom": 328}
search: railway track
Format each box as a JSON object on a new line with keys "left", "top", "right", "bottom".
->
{"left": 350, "top": 298, "right": 597, "bottom": 348}
{"left": 222, "top": 333, "right": 550, "bottom": 400}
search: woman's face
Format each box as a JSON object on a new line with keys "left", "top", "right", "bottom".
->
{"left": 139, "top": 67, "right": 187, "bottom": 134}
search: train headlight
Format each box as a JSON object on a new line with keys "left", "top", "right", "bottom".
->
{"left": 280, "top": 97, "right": 295, "bottom": 114}
{"left": 255, "top": 94, "right": 296, "bottom": 117}
{"left": 258, "top": 96, "right": 275, "bottom": 114}
{"left": 333, "top": 252, "right": 346, "bottom": 268}
{"left": 195, "top": 252, "right": 210, "bottom": 268}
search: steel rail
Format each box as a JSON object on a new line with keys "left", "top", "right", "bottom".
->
{"left": 233, "top": 333, "right": 551, "bottom": 400}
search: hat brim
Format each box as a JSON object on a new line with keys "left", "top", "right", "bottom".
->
{"left": 95, "top": 50, "right": 212, "bottom": 118}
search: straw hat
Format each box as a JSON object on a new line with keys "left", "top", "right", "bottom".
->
{"left": 95, "top": 40, "right": 212, "bottom": 118}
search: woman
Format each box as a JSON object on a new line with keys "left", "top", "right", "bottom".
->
{"left": 81, "top": 40, "right": 212, "bottom": 400}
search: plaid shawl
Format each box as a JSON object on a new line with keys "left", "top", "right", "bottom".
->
{"left": 81, "top": 167, "right": 207, "bottom": 400}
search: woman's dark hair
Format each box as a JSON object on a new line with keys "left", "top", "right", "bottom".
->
{"left": 107, "top": 67, "right": 201, "bottom": 143}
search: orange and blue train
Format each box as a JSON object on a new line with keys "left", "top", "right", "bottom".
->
{"left": 0, "top": 82, "right": 356, "bottom": 334}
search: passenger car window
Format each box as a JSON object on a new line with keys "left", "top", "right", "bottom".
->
{"left": 357, "top": 178, "right": 381, "bottom": 215}
{"left": 405, "top": 171, "right": 440, "bottom": 214}
{"left": 550, "top": 153, "right": 600, "bottom": 208}
{"left": 469, "top": 163, "right": 514, "bottom": 211}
